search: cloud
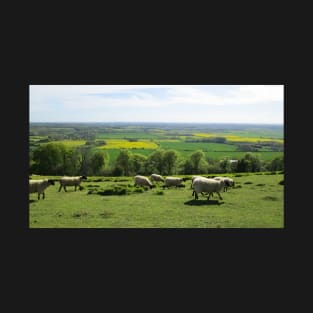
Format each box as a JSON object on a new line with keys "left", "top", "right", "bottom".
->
{"left": 29, "top": 85, "right": 284, "bottom": 123}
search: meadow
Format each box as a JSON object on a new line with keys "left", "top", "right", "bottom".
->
{"left": 29, "top": 172, "right": 284, "bottom": 228}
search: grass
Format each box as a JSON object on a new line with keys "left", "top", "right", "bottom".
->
{"left": 158, "top": 141, "right": 238, "bottom": 151}
{"left": 95, "top": 132, "right": 161, "bottom": 139}
{"left": 29, "top": 173, "right": 284, "bottom": 228}
{"left": 98, "top": 149, "right": 156, "bottom": 163}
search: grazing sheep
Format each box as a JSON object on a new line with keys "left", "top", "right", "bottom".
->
{"left": 150, "top": 173, "right": 165, "bottom": 183}
{"left": 29, "top": 179, "right": 55, "bottom": 200}
{"left": 213, "top": 176, "right": 235, "bottom": 191}
{"left": 192, "top": 177, "right": 225, "bottom": 200}
{"left": 191, "top": 176, "right": 211, "bottom": 197}
{"left": 134, "top": 175, "right": 154, "bottom": 189}
{"left": 163, "top": 177, "right": 186, "bottom": 188}
{"left": 191, "top": 175, "right": 204, "bottom": 188}
{"left": 58, "top": 175, "right": 87, "bottom": 192}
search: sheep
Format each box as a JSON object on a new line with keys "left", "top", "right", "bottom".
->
{"left": 150, "top": 173, "right": 165, "bottom": 183}
{"left": 191, "top": 176, "right": 204, "bottom": 189}
{"left": 29, "top": 179, "right": 55, "bottom": 200}
{"left": 58, "top": 175, "right": 87, "bottom": 192}
{"left": 134, "top": 175, "right": 154, "bottom": 189}
{"left": 163, "top": 177, "right": 186, "bottom": 188}
{"left": 213, "top": 176, "right": 235, "bottom": 192}
{"left": 191, "top": 176, "right": 212, "bottom": 197}
{"left": 192, "top": 176, "right": 225, "bottom": 200}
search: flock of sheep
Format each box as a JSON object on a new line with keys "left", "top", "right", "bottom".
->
{"left": 29, "top": 176, "right": 87, "bottom": 200}
{"left": 29, "top": 173, "right": 235, "bottom": 201}
{"left": 134, "top": 174, "right": 234, "bottom": 200}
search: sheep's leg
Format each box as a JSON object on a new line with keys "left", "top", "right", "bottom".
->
{"left": 58, "top": 185, "right": 62, "bottom": 192}
{"left": 43, "top": 192, "right": 45, "bottom": 199}
{"left": 194, "top": 191, "right": 198, "bottom": 200}
{"left": 216, "top": 192, "right": 223, "bottom": 200}
{"left": 38, "top": 193, "right": 40, "bottom": 200}
{"left": 75, "top": 185, "right": 77, "bottom": 191}
{"left": 64, "top": 186, "right": 67, "bottom": 192}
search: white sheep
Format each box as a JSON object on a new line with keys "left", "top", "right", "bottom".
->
{"left": 58, "top": 175, "right": 87, "bottom": 192}
{"left": 150, "top": 173, "right": 165, "bottom": 183}
{"left": 163, "top": 176, "right": 186, "bottom": 188}
{"left": 191, "top": 175, "right": 204, "bottom": 188}
{"left": 213, "top": 176, "right": 235, "bottom": 191}
{"left": 191, "top": 176, "right": 210, "bottom": 197}
{"left": 192, "top": 177, "right": 225, "bottom": 200}
{"left": 134, "top": 175, "right": 154, "bottom": 189}
{"left": 29, "top": 179, "right": 55, "bottom": 200}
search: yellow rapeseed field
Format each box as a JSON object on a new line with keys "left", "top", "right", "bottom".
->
{"left": 194, "top": 133, "right": 283, "bottom": 143}
{"left": 98, "top": 139, "right": 159, "bottom": 149}
{"left": 47, "top": 140, "right": 86, "bottom": 147}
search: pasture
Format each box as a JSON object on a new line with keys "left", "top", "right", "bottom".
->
{"left": 29, "top": 173, "right": 284, "bottom": 228}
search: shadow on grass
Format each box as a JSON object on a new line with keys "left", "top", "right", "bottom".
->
{"left": 184, "top": 199, "right": 224, "bottom": 206}
{"left": 29, "top": 199, "right": 36, "bottom": 203}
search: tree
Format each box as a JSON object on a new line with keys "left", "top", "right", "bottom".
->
{"left": 65, "top": 149, "right": 81, "bottom": 175}
{"left": 189, "top": 150, "right": 205, "bottom": 174}
{"left": 268, "top": 156, "right": 284, "bottom": 171}
{"left": 32, "top": 143, "right": 67, "bottom": 175}
{"left": 116, "top": 150, "right": 132, "bottom": 176}
{"left": 145, "top": 149, "right": 164, "bottom": 174}
{"left": 131, "top": 154, "right": 147, "bottom": 175}
{"left": 77, "top": 146, "right": 93, "bottom": 175}
{"left": 219, "top": 159, "right": 231, "bottom": 173}
{"left": 237, "top": 153, "right": 261, "bottom": 172}
{"left": 162, "top": 150, "right": 179, "bottom": 175}
{"left": 90, "top": 151, "right": 106, "bottom": 175}
{"left": 179, "top": 159, "right": 194, "bottom": 175}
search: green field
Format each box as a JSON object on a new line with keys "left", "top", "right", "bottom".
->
{"left": 29, "top": 173, "right": 284, "bottom": 228}
{"left": 100, "top": 149, "right": 156, "bottom": 163}
{"left": 95, "top": 132, "right": 162, "bottom": 139}
{"left": 29, "top": 123, "right": 284, "bottom": 164}
{"left": 30, "top": 138, "right": 283, "bottom": 162}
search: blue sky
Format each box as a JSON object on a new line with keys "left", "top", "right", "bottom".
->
{"left": 29, "top": 85, "right": 284, "bottom": 124}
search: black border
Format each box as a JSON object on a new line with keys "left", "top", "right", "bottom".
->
{"left": 4, "top": 4, "right": 304, "bottom": 305}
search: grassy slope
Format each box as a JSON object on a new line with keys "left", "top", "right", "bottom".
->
{"left": 29, "top": 173, "right": 284, "bottom": 228}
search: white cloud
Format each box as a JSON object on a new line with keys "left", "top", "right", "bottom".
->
{"left": 29, "top": 85, "right": 284, "bottom": 123}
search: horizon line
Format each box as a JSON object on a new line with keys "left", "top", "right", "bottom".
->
{"left": 29, "top": 121, "right": 284, "bottom": 125}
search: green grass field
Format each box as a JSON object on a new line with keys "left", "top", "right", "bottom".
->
{"left": 29, "top": 125, "right": 284, "bottom": 163}
{"left": 29, "top": 173, "right": 284, "bottom": 228}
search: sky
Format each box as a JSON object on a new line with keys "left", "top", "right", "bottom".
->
{"left": 29, "top": 85, "right": 284, "bottom": 124}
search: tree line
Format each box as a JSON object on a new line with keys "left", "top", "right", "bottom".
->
{"left": 29, "top": 142, "right": 284, "bottom": 176}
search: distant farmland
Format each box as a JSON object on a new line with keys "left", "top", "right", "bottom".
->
{"left": 29, "top": 122, "right": 284, "bottom": 164}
